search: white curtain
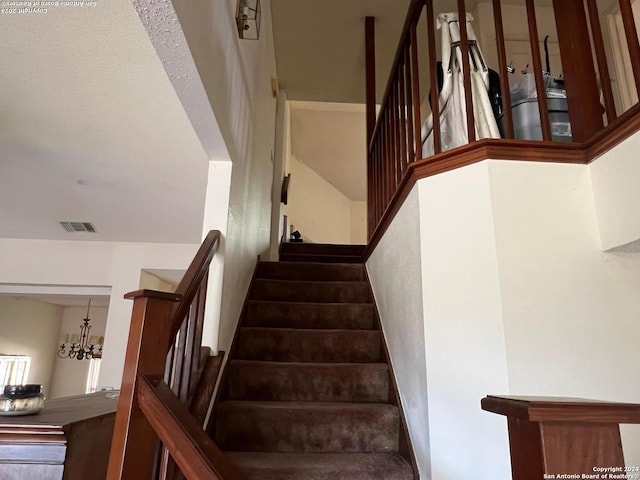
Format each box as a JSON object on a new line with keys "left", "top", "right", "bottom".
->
{"left": 421, "top": 13, "right": 501, "bottom": 157}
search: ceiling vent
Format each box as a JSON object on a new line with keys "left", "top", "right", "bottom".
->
{"left": 60, "top": 221, "right": 98, "bottom": 233}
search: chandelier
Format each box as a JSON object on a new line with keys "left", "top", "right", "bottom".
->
{"left": 57, "top": 299, "right": 103, "bottom": 361}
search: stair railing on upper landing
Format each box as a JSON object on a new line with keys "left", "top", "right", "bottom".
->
{"left": 365, "top": 0, "right": 640, "bottom": 245}
{"left": 106, "top": 230, "right": 247, "bottom": 480}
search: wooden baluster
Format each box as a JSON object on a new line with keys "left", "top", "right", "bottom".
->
{"left": 426, "top": 0, "right": 442, "bottom": 152}
{"left": 410, "top": 23, "right": 422, "bottom": 161}
{"left": 172, "top": 317, "right": 188, "bottom": 396}
{"left": 374, "top": 141, "right": 378, "bottom": 223}
{"left": 185, "top": 280, "right": 207, "bottom": 400}
{"left": 179, "top": 303, "right": 197, "bottom": 401}
{"left": 492, "top": 0, "right": 514, "bottom": 138}
{"left": 552, "top": 0, "right": 603, "bottom": 141}
{"left": 387, "top": 106, "right": 394, "bottom": 204}
{"left": 390, "top": 92, "right": 397, "bottom": 196}
{"left": 378, "top": 144, "right": 383, "bottom": 220}
{"left": 392, "top": 80, "right": 401, "bottom": 189}
{"left": 457, "top": 0, "right": 476, "bottom": 143}
{"left": 373, "top": 153, "right": 378, "bottom": 236}
{"left": 586, "top": 0, "right": 617, "bottom": 124}
{"left": 399, "top": 56, "right": 409, "bottom": 176}
{"left": 106, "top": 291, "right": 181, "bottom": 480}
{"left": 525, "top": 0, "right": 552, "bottom": 141}
{"left": 404, "top": 44, "right": 416, "bottom": 164}
{"left": 618, "top": 0, "right": 640, "bottom": 96}
{"left": 379, "top": 113, "right": 385, "bottom": 209}
{"left": 388, "top": 87, "right": 395, "bottom": 197}
{"left": 367, "top": 156, "right": 373, "bottom": 239}
{"left": 381, "top": 111, "right": 387, "bottom": 207}
{"left": 374, "top": 147, "right": 380, "bottom": 227}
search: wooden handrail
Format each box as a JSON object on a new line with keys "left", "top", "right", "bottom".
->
{"left": 106, "top": 230, "right": 242, "bottom": 480}
{"left": 369, "top": 0, "right": 424, "bottom": 152}
{"left": 171, "top": 230, "right": 221, "bottom": 341}
{"left": 138, "top": 376, "right": 246, "bottom": 480}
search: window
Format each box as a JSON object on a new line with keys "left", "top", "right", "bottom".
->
{"left": 85, "top": 358, "right": 101, "bottom": 394}
{"left": 0, "top": 355, "right": 31, "bottom": 390}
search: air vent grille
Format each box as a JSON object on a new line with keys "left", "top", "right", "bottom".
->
{"left": 60, "top": 222, "right": 97, "bottom": 233}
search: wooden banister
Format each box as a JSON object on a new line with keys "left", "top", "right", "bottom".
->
{"left": 107, "top": 230, "right": 240, "bottom": 480}
{"left": 482, "top": 395, "right": 640, "bottom": 479}
{"left": 138, "top": 376, "right": 245, "bottom": 480}
{"left": 365, "top": 0, "right": 640, "bottom": 241}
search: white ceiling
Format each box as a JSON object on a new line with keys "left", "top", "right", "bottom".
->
{"left": 290, "top": 102, "right": 367, "bottom": 201}
{"left": 0, "top": 0, "right": 213, "bottom": 243}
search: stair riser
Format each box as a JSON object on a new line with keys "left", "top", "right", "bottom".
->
{"left": 237, "top": 329, "right": 382, "bottom": 363}
{"left": 245, "top": 302, "right": 376, "bottom": 330}
{"left": 228, "top": 362, "right": 390, "bottom": 403}
{"left": 251, "top": 280, "right": 370, "bottom": 303}
{"left": 216, "top": 404, "right": 400, "bottom": 453}
{"left": 226, "top": 453, "right": 414, "bottom": 480}
{"left": 280, "top": 243, "right": 366, "bottom": 256}
{"left": 280, "top": 254, "right": 362, "bottom": 264}
{"left": 256, "top": 262, "right": 365, "bottom": 282}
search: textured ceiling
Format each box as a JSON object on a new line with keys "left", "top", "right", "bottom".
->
{"left": 0, "top": 0, "right": 216, "bottom": 243}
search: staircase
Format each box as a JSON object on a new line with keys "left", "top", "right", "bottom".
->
{"left": 214, "top": 243, "right": 415, "bottom": 480}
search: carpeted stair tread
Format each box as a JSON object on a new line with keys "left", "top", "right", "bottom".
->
{"left": 225, "top": 452, "right": 414, "bottom": 480}
{"left": 245, "top": 301, "right": 376, "bottom": 330}
{"left": 251, "top": 279, "right": 370, "bottom": 303}
{"left": 279, "top": 253, "right": 363, "bottom": 264}
{"left": 256, "top": 261, "right": 365, "bottom": 281}
{"left": 228, "top": 360, "right": 390, "bottom": 402}
{"left": 280, "top": 243, "right": 366, "bottom": 256}
{"left": 237, "top": 328, "right": 382, "bottom": 363}
{"left": 216, "top": 401, "right": 399, "bottom": 453}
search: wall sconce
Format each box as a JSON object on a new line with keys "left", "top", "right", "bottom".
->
{"left": 236, "top": 0, "right": 261, "bottom": 40}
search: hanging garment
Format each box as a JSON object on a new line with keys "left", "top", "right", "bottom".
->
{"left": 421, "top": 12, "right": 501, "bottom": 157}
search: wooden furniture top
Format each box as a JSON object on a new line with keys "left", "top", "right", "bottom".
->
{"left": 482, "top": 395, "right": 640, "bottom": 424}
{"left": 0, "top": 391, "right": 118, "bottom": 434}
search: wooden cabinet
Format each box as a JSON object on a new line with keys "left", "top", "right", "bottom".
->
{"left": 0, "top": 391, "right": 117, "bottom": 480}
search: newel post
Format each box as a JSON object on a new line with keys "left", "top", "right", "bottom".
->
{"left": 365, "top": 16, "right": 376, "bottom": 147}
{"left": 106, "top": 290, "right": 181, "bottom": 480}
{"left": 482, "top": 395, "right": 640, "bottom": 479}
{"left": 365, "top": 16, "right": 376, "bottom": 240}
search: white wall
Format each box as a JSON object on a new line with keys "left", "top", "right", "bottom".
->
{"left": 489, "top": 160, "right": 640, "bottom": 466}
{"left": 0, "top": 239, "right": 198, "bottom": 389}
{"left": 367, "top": 157, "right": 640, "bottom": 477}
{"left": 0, "top": 297, "right": 62, "bottom": 397}
{"left": 49, "top": 305, "right": 108, "bottom": 399}
{"left": 170, "top": 0, "right": 278, "bottom": 354}
{"left": 139, "top": 271, "right": 177, "bottom": 293}
{"left": 286, "top": 155, "right": 353, "bottom": 244}
{"left": 417, "top": 164, "right": 511, "bottom": 480}
{"left": 591, "top": 130, "right": 640, "bottom": 251}
{"left": 366, "top": 188, "right": 431, "bottom": 478}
